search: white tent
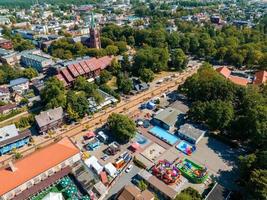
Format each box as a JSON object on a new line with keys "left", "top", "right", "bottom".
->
{"left": 104, "top": 162, "right": 117, "bottom": 177}
{"left": 85, "top": 156, "right": 103, "bottom": 174}
{"left": 42, "top": 192, "right": 64, "bottom": 200}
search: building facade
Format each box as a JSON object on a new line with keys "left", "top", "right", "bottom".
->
{"left": 0, "top": 48, "right": 21, "bottom": 66}
{"left": 9, "top": 78, "right": 29, "bottom": 94}
{"left": 0, "top": 125, "right": 31, "bottom": 156}
{"left": 0, "top": 38, "right": 13, "bottom": 50}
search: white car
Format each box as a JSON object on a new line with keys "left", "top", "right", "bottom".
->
{"left": 125, "top": 165, "right": 133, "bottom": 173}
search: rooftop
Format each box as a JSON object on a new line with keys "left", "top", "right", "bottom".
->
{"left": 0, "top": 124, "right": 19, "bottom": 143}
{"left": 205, "top": 183, "right": 231, "bottom": 200}
{"left": 153, "top": 107, "right": 182, "bottom": 127}
{"left": 254, "top": 70, "right": 267, "bottom": 85}
{"left": 9, "top": 77, "right": 29, "bottom": 87}
{"left": 0, "top": 137, "right": 79, "bottom": 196}
{"left": 117, "top": 185, "right": 154, "bottom": 200}
{"left": 35, "top": 107, "right": 64, "bottom": 128}
{"left": 178, "top": 123, "right": 206, "bottom": 141}
{"left": 20, "top": 49, "right": 52, "bottom": 63}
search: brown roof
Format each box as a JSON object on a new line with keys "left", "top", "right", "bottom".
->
{"left": 117, "top": 185, "right": 154, "bottom": 200}
{"left": 68, "top": 64, "right": 80, "bottom": 77}
{"left": 228, "top": 75, "right": 248, "bottom": 86}
{"left": 35, "top": 107, "right": 64, "bottom": 128}
{"left": 216, "top": 67, "right": 231, "bottom": 78}
{"left": 254, "top": 70, "right": 267, "bottom": 85}
{"left": 0, "top": 103, "right": 17, "bottom": 113}
{"left": 56, "top": 74, "right": 68, "bottom": 87}
{"left": 61, "top": 68, "right": 74, "bottom": 82}
{"left": 12, "top": 166, "right": 71, "bottom": 200}
{"left": 0, "top": 137, "right": 79, "bottom": 196}
{"left": 73, "top": 63, "right": 85, "bottom": 75}
{"left": 79, "top": 61, "right": 90, "bottom": 73}
{"left": 0, "top": 129, "right": 31, "bottom": 148}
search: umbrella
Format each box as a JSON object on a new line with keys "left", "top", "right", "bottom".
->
{"left": 65, "top": 186, "right": 78, "bottom": 197}
{"left": 82, "top": 196, "right": 91, "bottom": 200}
{"left": 60, "top": 177, "right": 71, "bottom": 188}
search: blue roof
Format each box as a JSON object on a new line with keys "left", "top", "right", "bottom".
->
{"left": 10, "top": 77, "right": 29, "bottom": 87}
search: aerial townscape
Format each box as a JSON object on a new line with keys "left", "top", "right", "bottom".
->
{"left": 0, "top": 0, "right": 266, "bottom": 200}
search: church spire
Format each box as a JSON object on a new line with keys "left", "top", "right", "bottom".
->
{"left": 90, "top": 12, "right": 95, "bottom": 29}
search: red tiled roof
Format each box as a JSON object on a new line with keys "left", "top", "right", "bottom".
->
{"left": 79, "top": 61, "right": 90, "bottom": 73}
{"left": 0, "top": 137, "right": 79, "bottom": 196}
{"left": 216, "top": 67, "right": 231, "bottom": 78}
{"left": 253, "top": 70, "right": 267, "bottom": 85}
{"left": 61, "top": 68, "right": 74, "bottom": 82}
{"left": 73, "top": 63, "right": 85, "bottom": 75}
{"left": 100, "top": 171, "right": 108, "bottom": 185}
{"left": 228, "top": 75, "right": 248, "bottom": 86}
{"left": 85, "top": 58, "right": 97, "bottom": 71}
{"left": 68, "top": 65, "right": 80, "bottom": 77}
{"left": 56, "top": 74, "right": 68, "bottom": 87}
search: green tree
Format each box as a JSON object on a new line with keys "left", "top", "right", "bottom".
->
{"left": 107, "top": 113, "right": 136, "bottom": 143}
{"left": 171, "top": 48, "right": 188, "bottom": 70}
{"left": 23, "top": 67, "right": 38, "bottom": 79}
{"left": 67, "top": 91, "right": 89, "bottom": 118}
{"left": 248, "top": 169, "right": 267, "bottom": 200}
{"left": 99, "top": 70, "right": 112, "bottom": 84}
{"left": 115, "top": 41, "right": 128, "bottom": 54}
{"left": 105, "top": 45, "right": 119, "bottom": 55}
{"left": 117, "top": 74, "right": 133, "bottom": 94}
{"left": 139, "top": 68, "right": 154, "bottom": 83}
{"left": 41, "top": 77, "right": 66, "bottom": 109}
{"left": 137, "top": 180, "right": 148, "bottom": 191}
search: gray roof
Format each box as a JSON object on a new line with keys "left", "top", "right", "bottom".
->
{"left": 0, "top": 124, "right": 18, "bottom": 143}
{"left": 153, "top": 107, "right": 182, "bottom": 127}
{"left": 9, "top": 78, "right": 29, "bottom": 87}
{"left": 35, "top": 107, "right": 64, "bottom": 128}
{"left": 205, "top": 183, "right": 231, "bottom": 200}
{"left": 178, "top": 123, "right": 206, "bottom": 140}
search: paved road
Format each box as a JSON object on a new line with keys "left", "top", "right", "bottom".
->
{"left": 0, "top": 66, "right": 200, "bottom": 167}
{"left": 104, "top": 164, "right": 141, "bottom": 200}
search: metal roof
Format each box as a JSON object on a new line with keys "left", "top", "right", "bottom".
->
{"left": 153, "top": 107, "right": 182, "bottom": 127}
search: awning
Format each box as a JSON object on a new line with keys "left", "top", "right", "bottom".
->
{"left": 131, "top": 142, "right": 140, "bottom": 150}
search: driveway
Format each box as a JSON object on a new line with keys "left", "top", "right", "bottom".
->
{"left": 105, "top": 164, "right": 141, "bottom": 200}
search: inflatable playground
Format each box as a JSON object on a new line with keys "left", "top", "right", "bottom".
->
{"left": 152, "top": 160, "right": 181, "bottom": 185}
{"left": 176, "top": 140, "right": 196, "bottom": 155}
{"left": 176, "top": 159, "right": 208, "bottom": 183}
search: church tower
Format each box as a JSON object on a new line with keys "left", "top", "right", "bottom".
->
{"left": 89, "top": 13, "right": 101, "bottom": 49}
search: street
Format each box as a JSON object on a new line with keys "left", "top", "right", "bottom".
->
{"left": 104, "top": 164, "right": 141, "bottom": 200}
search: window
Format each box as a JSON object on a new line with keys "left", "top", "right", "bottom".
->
{"left": 14, "top": 188, "right": 21, "bottom": 194}
{"left": 41, "top": 173, "right": 47, "bottom": 180}
{"left": 26, "top": 181, "right": 33, "bottom": 188}
{"left": 48, "top": 169, "right": 54, "bottom": 176}
{"left": 61, "top": 162, "right": 66, "bottom": 168}
{"left": 33, "top": 177, "right": 40, "bottom": 183}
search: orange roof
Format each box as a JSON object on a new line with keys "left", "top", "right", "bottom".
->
{"left": 100, "top": 171, "right": 108, "bottom": 185}
{"left": 216, "top": 67, "right": 231, "bottom": 78}
{"left": 228, "top": 75, "right": 248, "bottom": 86}
{"left": 254, "top": 70, "right": 267, "bottom": 85}
{"left": 0, "top": 137, "right": 80, "bottom": 196}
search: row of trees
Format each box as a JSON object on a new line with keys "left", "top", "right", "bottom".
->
{"left": 180, "top": 63, "right": 267, "bottom": 199}
{"left": 0, "top": 65, "right": 38, "bottom": 84}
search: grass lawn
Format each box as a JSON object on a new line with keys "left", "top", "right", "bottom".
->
{"left": 106, "top": 76, "right": 117, "bottom": 90}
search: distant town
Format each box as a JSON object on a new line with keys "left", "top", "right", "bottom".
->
{"left": 0, "top": 0, "right": 266, "bottom": 200}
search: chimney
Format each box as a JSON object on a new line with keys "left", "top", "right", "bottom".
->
{"left": 8, "top": 161, "right": 17, "bottom": 172}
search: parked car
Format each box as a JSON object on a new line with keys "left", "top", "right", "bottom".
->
{"left": 125, "top": 165, "right": 133, "bottom": 173}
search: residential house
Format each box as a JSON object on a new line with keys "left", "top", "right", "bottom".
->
{"left": 0, "top": 48, "right": 21, "bottom": 66}
{"left": 253, "top": 70, "right": 267, "bottom": 85}
{"left": 20, "top": 49, "right": 54, "bottom": 72}
{"left": 117, "top": 185, "right": 154, "bottom": 200}
{"left": 9, "top": 78, "right": 29, "bottom": 95}
{"left": 0, "top": 38, "right": 13, "bottom": 50}
{"left": 131, "top": 78, "right": 149, "bottom": 94}
{"left": 56, "top": 56, "right": 113, "bottom": 87}
{"left": 205, "top": 183, "right": 231, "bottom": 200}
{"left": 152, "top": 107, "right": 183, "bottom": 131}
{"left": 0, "top": 87, "right": 10, "bottom": 102}
{"left": 0, "top": 137, "right": 81, "bottom": 200}
{"left": 35, "top": 107, "right": 64, "bottom": 134}
{"left": 0, "top": 16, "right": 10, "bottom": 25}
{"left": 0, "top": 124, "right": 31, "bottom": 156}
{"left": 0, "top": 103, "right": 17, "bottom": 114}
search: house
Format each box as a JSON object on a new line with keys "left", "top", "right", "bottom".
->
{"left": 0, "top": 124, "right": 31, "bottom": 156}
{"left": 35, "top": 107, "right": 64, "bottom": 134}
{"left": 88, "top": 89, "right": 118, "bottom": 112}
{"left": 117, "top": 185, "right": 154, "bottom": 200}
{"left": 20, "top": 49, "right": 54, "bottom": 72}
{"left": 0, "top": 103, "right": 17, "bottom": 114}
{"left": 0, "top": 48, "right": 21, "bottom": 66}
{"left": 152, "top": 107, "right": 183, "bottom": 130}
{"left": 56, "top": 56, "right": 113, "bottom": 87}
{"left": 84, "top": 156, "right": 103, "bottom": 175}
{"left": 205, "top": 183, "right": 231, "bottom": 200}
{"left": 0, "top": 16, "right": 10, "bottom": 25}
{"left": 91, "top": 181, "right": 108, "bottom": 200}
{"left": 253, "top": 70, "right": 267, "bottom": 85}
{"left": 104, "top": 162, "right": 117, "bottom": 178}
{"left": 0, "top": 137, "right": 80, "bottom": 200}
{"left": 9, "top": 78, "right": 29, "bottom": 95}
{"left": 177, "top": 123, "right": 206, "bottom": 144}
{"left": 131, "top": 78, "right": 149, "bottom": 94}
{"left": 0, "top": 38, "right": 13, "bottom": 50}
{"left": 0, "top": 87, "right": 10, "bottom": 102}
{"left": 12, "top": 92, "right": 23, "bottom": 103}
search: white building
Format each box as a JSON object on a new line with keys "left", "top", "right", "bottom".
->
{"left": 9, "top": 78, "right": 29, "bottom": 94}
